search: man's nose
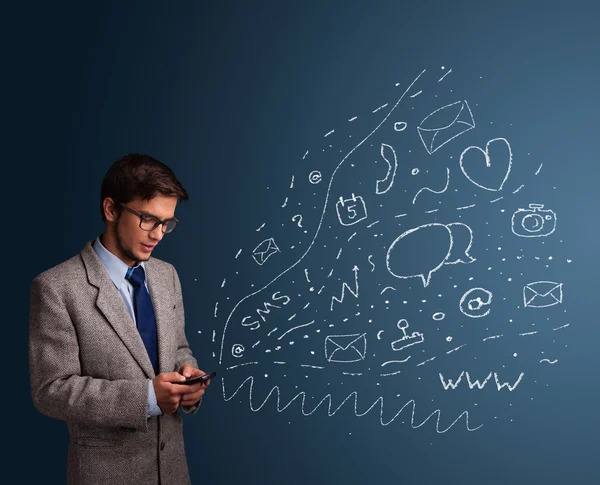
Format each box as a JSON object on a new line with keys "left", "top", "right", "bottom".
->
{"left": 150, "top": 225, "right": 165, "bottom": 241}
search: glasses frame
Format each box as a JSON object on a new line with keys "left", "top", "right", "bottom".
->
{"left": 119, "top": 202, "right": 179, "bottom": 233}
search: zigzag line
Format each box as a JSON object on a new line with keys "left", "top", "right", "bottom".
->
{"left": 222, "top": 375, "right": 482, "bottom": 433}
{"left": 331, "top": 267, "right": 359, "bottom": 310}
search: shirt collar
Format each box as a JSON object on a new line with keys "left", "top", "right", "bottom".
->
{"left": 93, "top": 235, "right": 145, "bottom": 288}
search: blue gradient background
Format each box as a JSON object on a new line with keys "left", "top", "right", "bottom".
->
{"left": 8, "top": 1, "right": 600, "bottom": 484}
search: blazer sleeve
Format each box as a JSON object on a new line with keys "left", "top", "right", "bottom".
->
{"left": 28, "top": 275, "right": 150, "bottom": 431}
{"left": 171, "top": 265, "right": 202, "bottom": 415}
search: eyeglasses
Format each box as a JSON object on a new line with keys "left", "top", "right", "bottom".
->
{"left": 119, "top": 202, "right": 179, "bottom": 233}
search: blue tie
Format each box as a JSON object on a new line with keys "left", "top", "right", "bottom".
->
{"left": 126, "top": 266, "right": 158, "bottom": 375}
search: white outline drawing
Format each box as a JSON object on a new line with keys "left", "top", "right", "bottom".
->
{"left": 336, "top": 193, "right": 368, "bottom": 226}
{"left": 324, "top": 129, "right": 335, "bottom": 137}
{"left": 511, "top": 204, "right": 557, "bottom": 238}
{"left": 386, "top": 222, "right": 475, "bottom": 287}
{"left": 252, "top": 237, "right": 281, "bottom": 266}
{"left": 304, "top": 268, "right": 310, "bottom": 282}
{"left": 368, "top": 255, "right": 375, "bottom": 272}
{"left": 277, "top": 320, "right": 315, "bottom": 340}
{"left": 540, "top": 359, "right": 558, "bottom": 364}
{"left": 523, "top": 281, "right": 563, "bottom": 308}
{"left": 367, "top": 220, "right": 380, "bottom": 228}
{"left": 214, "top": 302, "right": 218, "bottom": 318}
{"left": 553, "top": 324, "right": 570, "bottom": 331}
{"left": 446, "top": 344, "right": 466, "bottom": 355}
{"left": 289, "top": 175, "right": 295, "bottom": 189}
{"left": 382, "top": 356, "right": 411, "bottom": 366}
{"left": 391, "top": 319, "right": 424, "bottom": 351}
{"left": 281, "top": 197, "right": 288, "bottom": 208}
{"left": 375, "top": 143, "right": 398, "bottom": 195}
{"left": 325, "top": 333, "right": 367, "bottom": 363}
{"left": 432, "top": 312, "right": 445, "bottom": 321}
{"left": 256, "top": 222, "right": 266, "bottom": 232}
{"left": 417, "top": 100, "right": 475, "bottom": 155}
{"left": 292, "top": 214, "right": 303, "bottom": 228}
{"left": 412, "top": 167, "right": 450, "bottom": 205}
{"left": 410, "top": 90, "right": 423, "bottom": 98}
{"left": 437, "top": 68, "right": 452, "bottom": 82}
{"left": 373, "top": 103, "right": 389, "bottom": 113}
{"left": 222, "top": 376, "right": 482, "bottom": 432}
{"left": 219, "top": 70, "right": 426, "bottom": 365}
{"left": 376, "top": 143, "right": 398, "bottom": 195}
{"left": 235, "top": 249, "right": 242, "bottom": 259}
{"left": 459, "top": 137, "right": 512, "bottom": 191}
{"left": 394, "top": 122, "right": 407, "bottom": 131}
{"left": 231, "top": 344, "right": 245, "bottom": 358}
{"left": 309, "top": 170, "right": 322, "bottom": 184}
{"left": 226, "top": 362, "right": 257, "bottom": 371}
{"left": 444, "top": 223, "right": 477, "bottom": 265}
{"left": 440, "top": 372, "right": 524, "bottom": 391}
{"left": 380, "top": 286, "right": 396, "bottom": 294}
{"left": 459, "top": 288, "right": 493, "bottom": 318}
{"left": 331, "top": 265, "right": 359, "bottom": 311}
{"left": 483, "top": 334, "right": 503, "bottom": 342}
{"left": 416, "top": 356, "right": 436, "bottom": 367}
{"left": 535, "top": 163, "right": 543, "bottom": 175}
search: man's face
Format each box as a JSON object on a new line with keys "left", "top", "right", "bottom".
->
{"left": 106, "top": 194, "right": 178, "bottom": 267}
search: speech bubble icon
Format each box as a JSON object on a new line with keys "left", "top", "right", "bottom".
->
{"left": 445, "top": 223, "right": 477, "bottom": 265}
{"left": 386, "top": 223, "right": 452, "bottom": 287}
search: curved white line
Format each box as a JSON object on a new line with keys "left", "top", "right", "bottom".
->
{"left": 412, "top": 167, "right": 450, "bottom": 205}
{"left": 219, "top": 70, "right": 427, "bottom": 364}
{"left": 382, "top": 357, "right": 411, "bottom": 366}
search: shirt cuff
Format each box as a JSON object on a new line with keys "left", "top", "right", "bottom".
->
{"left": 147, "top": 379, "right": 162, "bottom": 417}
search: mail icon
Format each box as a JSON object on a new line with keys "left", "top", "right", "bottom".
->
{"left": 252, "top": 237, "right": 281, "bottom": 266}
{"left": 325, "top": 333, "right": 367, "bottom": 363}
{"left": 417, "top": 100, "right": 475, "bottom": 155}
{"left": 523, "top": 281, "right": 563, "bottom": 308}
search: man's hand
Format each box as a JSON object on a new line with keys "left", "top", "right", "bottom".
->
{"left": 179, "top": 364, "right": 210, "bottom": 407}
{"left": 151, "top": 372, "right": 188, "bottom": 414}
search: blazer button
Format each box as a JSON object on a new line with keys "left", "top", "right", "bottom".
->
{"left": 160, "top": 442, "right": 165, "bottom": 451}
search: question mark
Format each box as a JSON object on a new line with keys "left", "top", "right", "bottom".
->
{"left": 292, "top": 214, "right": 303, "bottom": 228}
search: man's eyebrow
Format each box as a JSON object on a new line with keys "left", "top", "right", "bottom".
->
{"left": 140, "top": 210, "right": 176, "bottom": 221}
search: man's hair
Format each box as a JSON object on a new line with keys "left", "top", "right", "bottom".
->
{"left": 100, "top": 153, "right": 189, "bottom": 221}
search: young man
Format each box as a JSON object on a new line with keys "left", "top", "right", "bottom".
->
{"left": 28, "top": 154, "right": 208, "bottom": 485}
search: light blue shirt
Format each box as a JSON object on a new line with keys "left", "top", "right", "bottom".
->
{"left": 92, "top": 235, "right": 162, "bottom": 417}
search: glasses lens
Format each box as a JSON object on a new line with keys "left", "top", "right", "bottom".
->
{"left": 164, "top": 220, "right": 177, "bottom": 233}
{"left": 140, "top": 217, "right": 159, "bottom": 231}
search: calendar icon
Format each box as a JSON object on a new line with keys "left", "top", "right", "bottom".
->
{"left": 336, "top": 193, "right": 368, "bottom": 226}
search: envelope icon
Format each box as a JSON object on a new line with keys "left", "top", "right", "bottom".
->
{"left": 252, "top": 237, "right": 280, "bottom": 266}
{"left": 523, "top": 281, "right": 563, "bottom": 308}
{"left": 325, "top": 333, "right": 367, "bottom": 363}
{"left": 417, "top": 100, "right": 475, "bottom": 154}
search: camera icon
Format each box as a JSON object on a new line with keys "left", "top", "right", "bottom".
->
{"left": 511, "top": 204, "right": 557, "bottom": 238}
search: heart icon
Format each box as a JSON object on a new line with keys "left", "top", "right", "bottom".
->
{"left": 459, "top": 137, "right": 512, "bottom": 191}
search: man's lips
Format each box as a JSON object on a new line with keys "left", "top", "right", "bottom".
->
{"left": 142, "top": 243, "right": 156, "bottom": 249}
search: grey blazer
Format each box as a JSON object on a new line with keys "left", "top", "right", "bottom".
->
{"left": 29, "top": 240, "right": 200, "bottom": 485}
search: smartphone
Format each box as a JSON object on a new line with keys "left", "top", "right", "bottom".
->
{"left": 176, "top": 371, "right": 216, "bottom": 385}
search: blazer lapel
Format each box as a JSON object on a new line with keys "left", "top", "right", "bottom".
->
{"left": 145, "top": 260, "right": 173, "bottom": 375}
{"left": 80, "top": 240, "right": 156, "bottom": 379}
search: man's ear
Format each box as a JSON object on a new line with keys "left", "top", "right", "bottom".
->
{"left": 103, "top": 197, "right": 119, "bottom": 222}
